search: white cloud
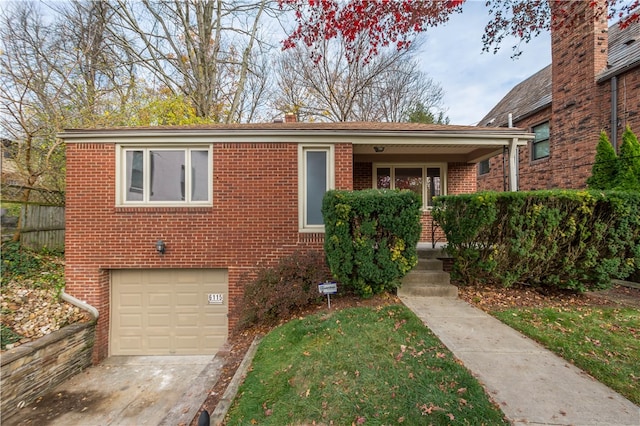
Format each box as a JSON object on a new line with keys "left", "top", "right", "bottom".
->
{"left": 418, "top": 2, "right": 551, "bottom": 125}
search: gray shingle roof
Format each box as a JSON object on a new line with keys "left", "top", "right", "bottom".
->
{"left": 479, "top": 20, "right": 640, "bottom": 128}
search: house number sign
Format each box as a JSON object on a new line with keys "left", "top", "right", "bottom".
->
{"left": 208, "top": 293, "right": 224, "bottom": 305}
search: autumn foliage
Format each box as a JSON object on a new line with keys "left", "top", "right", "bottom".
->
{"left": 280, "top": 0, "right": 640, "bottom": 60}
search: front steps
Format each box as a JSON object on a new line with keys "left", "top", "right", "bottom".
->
{"left": 398, "top": 248, "right": 458, "bottom": 298}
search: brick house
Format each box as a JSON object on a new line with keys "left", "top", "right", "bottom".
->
{"left": 477, "top": 1, "right": 640, "bottom": 191}
{"left": 60, "top": 122, "right": 531, "bottom": 362}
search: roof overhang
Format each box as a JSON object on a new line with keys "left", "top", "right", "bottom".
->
{"left": 58, "top": 124, "right": 533, "bottom": 164}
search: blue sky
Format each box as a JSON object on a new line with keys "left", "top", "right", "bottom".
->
{"left": 418, "top": 2, "right": 551, "bottom": 125}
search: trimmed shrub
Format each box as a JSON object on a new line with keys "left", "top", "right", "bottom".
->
{"left": 587, "top": 131, "right": 618, "bottom": 190}
{"left": 432, "top": 190, "right": 640, "bottom": 292}
{"left": 235, "top": 250, "right": 329, "bottom": 329}
{"left": 322, "top": 189, "right": 422, "bottom": 297}
{"left": 616, "top": 126, "right": 640, "bottom": 191}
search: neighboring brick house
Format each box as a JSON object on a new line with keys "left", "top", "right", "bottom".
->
{"left": 477, "top": 1, "right": 640, "bottom": 191}
{"left": 59, "top": 122, "right": 531, "bottom": 362}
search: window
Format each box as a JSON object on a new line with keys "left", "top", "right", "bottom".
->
{"left": 374, "top": 164, "right": 445, "bottom": 208}
{"left": 532, "top": 122, "right": 550, "bottom": 160}
{"left": 117, "top": 146, "right": 211, "bottom": 206}
{"left": 299, "top": 145, "right": 334, "bottom": 231}
{"left": 479, "top": 159, "right": 490, "bottom": 175}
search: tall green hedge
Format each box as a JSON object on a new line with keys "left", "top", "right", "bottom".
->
{"left": 432, "top": 190, "right": 640, "bottom": 292}
{"left": 322, "top": 189, "right": 422, "bottom": 297}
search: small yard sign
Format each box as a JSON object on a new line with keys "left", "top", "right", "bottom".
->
{"left": 318, "top": 281, "right": 338, "bottom": 308}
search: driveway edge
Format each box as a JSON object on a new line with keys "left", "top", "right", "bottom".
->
{"left": 210, "top": 336, "right": 263, "bottom": 425}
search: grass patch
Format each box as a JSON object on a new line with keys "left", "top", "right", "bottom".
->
{"left": 494, "top": 306, "right": 640, "bottom": 405}
{"left": 226, "top": 304, "right": 507, "bottom": 425}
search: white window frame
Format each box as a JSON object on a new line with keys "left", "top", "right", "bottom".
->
{"left": 116, "top": 145, "right": 213, "bottom": 207}
{"left": 298, "top": 144, "right": 335, "bottom": 232}
{"left": 372, "top": 163, "right": 447, "bottom": 209}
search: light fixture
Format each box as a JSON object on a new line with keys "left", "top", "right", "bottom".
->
{"left": 373, "top": 146, "right": 385, "bottom": 153}
{"left": 155, "top": 240, "right": 166, "bottom": 255}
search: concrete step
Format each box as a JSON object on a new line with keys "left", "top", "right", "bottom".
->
{"left": 398, "top": 281, "right": 458, "bottom": 297}
{"left": 417, "top": 247, "right": 449, "bottom": 259}
{"left": 403, "top": 270, "right": 450, "bottom": 286}
{"left": 417, "top": 258, "right": 443, "bottom": 271}
{"left": 398, "top": 250, "right": 457, "bottom": 297}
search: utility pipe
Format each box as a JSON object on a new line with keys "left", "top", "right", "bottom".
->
{"left": 61, "top": 290, "right": 99, "bottom": 320}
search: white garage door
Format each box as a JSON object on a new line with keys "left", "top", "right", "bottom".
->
{"left": 111, "top": 269, "right": 228, "bottom": 356}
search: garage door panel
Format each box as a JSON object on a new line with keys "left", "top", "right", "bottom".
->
{"left": 111, "top": 269, "right": 228, "bottom": 356}
{"left": 119, "top": 313, "right": 143, "bottom": 327}
{"left": 119, "top": 293, "right": 143, "bottom": 307}
{"left": 148, "top": 313, "right": 171, "bottom": 327}
{"left": 175, "top": 293, "right": 199, "bottom": 306}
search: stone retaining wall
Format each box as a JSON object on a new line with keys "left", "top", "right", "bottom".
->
{"left": 1, "top": 321, "right": 95, "bottom": 421}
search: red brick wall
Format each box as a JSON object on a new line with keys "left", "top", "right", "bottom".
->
{"left": 549, "top": 0, "right": 608, "bottom": 189}
{"left": 477, "top": 108, "right": 554, "bottom": 191}
{"left": 599, "top": 69, "right": 640, "bottom": 150}
{"left": 478, "top": 0, "right": 640, "bottom": 192}
{"left": 65, "top": 142, "right": 353, "bottom": 362}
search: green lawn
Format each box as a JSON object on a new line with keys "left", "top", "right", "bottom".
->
{"left": 493, "top": 306, "right": 640, "bottom": 405}
{"left": 225, "top": 304, "right": 508, "bottom": 425}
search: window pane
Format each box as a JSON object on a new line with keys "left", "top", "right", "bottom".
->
{"left": 479, "top": 160, "right": 490, "bottom": 175}
{"left": 395, "top": 168, "right": 422, "bottom": 195}
{"left": 191, "top": 150, "right": 209, "bottom": 201}
{"left": 306, "top": 150, "right": 327, "bottom": 226}
{"left": 426, "top": 167, "right": 441, "bottom": 206}
{"left": 377, "top": 167, "right": 391, "bottom": 189}
{"left": 150, "top": 150, "right": 185, "bottom": 201}
{"left": 534, "top": 140, "right": 550, "bottom": 159}
{"left": 126, "top": 150, "right": 144, "bottom": 201}
{"left": 533, "top": 122, "right": 550, "bottom": 160}
{"left": 534, "top": 122, "right": 549, "bottom": 141}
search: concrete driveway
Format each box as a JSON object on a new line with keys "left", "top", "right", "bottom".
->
{"left": 6, "top": 355, "right": 223, "bottom": 426}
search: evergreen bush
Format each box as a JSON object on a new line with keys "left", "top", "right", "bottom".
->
{"left": 586, "top": 131, "right": 618, "bottom": 190}
{"left": 616, "top": 126, "right": 640, "bottom": 191}
{"left": 322, "top": 189, "right": 422, "bottom": 297}
{"left": 432, "top": 190, "right": 640, "bottom": 292}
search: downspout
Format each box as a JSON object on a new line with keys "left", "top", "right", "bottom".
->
{"left": 611, "top": 76, "right": 618, "bottom": 152}
{"left": 61, "top": 290, "right": 99, "bottom": 320}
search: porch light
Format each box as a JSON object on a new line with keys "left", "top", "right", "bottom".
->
{"left": 373, "top": 146, "right": 385, "bottom": 153}
{"left": 156, "top": 240, "right": 166, "bottom": 255}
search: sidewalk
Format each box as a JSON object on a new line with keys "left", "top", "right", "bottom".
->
{"left": 400, "top": 296, "right": 640, "bottom": 426}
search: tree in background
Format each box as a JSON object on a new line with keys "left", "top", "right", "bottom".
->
{"left": 107, "top": 0, "right": 273, "bottom": 122}
{"left": 272, "top": 37, "right": 445, "bottom": 122}
{"left": 587, "top": 127, "right": 640, "bottom": 191}
{"left": 280, "top": 0, "right": 640, "bottom": 60}
{"left": 587, "top": 131, "right": 618, "bottom": 190}
{"left": 407, "top": 102, "right": 450, "bottom": 125}
{"left": 616, "top": 126, "right": 640, "bottom": 191}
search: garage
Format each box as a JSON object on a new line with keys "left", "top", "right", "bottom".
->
{"left": 110, "top": 269, "right": 228, "bottom": 356}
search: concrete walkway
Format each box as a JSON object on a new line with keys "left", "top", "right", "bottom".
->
{"left": 400, "top": 296, "right": 640, "bottom": 426}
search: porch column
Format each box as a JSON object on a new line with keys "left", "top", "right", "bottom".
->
{"left": 508, "top": 138, "right": 519, "bottom": 191}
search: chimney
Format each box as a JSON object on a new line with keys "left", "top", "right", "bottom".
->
{"left": 284, "top": 113, "right": 297, "bottom": 123}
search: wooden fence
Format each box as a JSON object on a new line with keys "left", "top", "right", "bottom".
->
{"left": 1, "top": 184, "right": 65, "bottom": 251}
{"left": 19, "top": 204, "right": 65, "bottom": 251}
